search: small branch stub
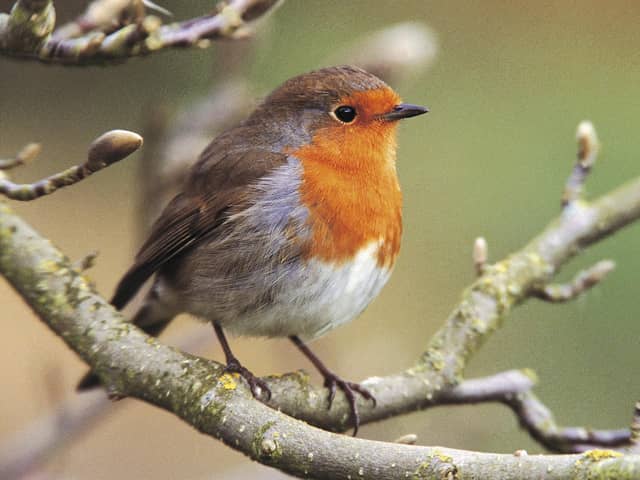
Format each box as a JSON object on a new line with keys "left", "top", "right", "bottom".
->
{"left": 394, "top": 433, "right": 418, "bottom": 445}
{"left": 576, "top": 120, "right": 600, "bottom": 169}
{"left": 473, "top": 236, "right": 488, "bottom": 276}
{"left": 562, "top": 120, "right": 600, "bottom": 207}
{"left": 72, "top": 250, "right": 99, "bottom": 272}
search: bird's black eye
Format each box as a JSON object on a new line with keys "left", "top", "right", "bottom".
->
{"left": 333, "top": 105, "right": 357, "bottom": 123}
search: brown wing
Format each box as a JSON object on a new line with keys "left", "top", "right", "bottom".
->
{"left": 110, "top": 141, "right": 290, "bottom": 310}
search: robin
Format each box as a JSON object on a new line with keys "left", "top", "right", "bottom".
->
{"left": 79, "top": 65, "right": 428, "bottom": 435}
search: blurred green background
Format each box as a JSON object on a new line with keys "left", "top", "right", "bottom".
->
{"left": 1, "top": 1, "right": 640, "bottom": 478}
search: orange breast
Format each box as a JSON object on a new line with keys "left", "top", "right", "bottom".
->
{"left": 293, "top": 120, "right": 402, "bottom": 268}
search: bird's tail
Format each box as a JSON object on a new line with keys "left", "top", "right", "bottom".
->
{"left": 76, "top": 300, "right": 175, "bottom": 391}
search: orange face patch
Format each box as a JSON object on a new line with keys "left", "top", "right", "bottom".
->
{"left": 334, "top": 87, "right": 401, "bottom": 123}
{"left": 293, "top": 87, "right": 404, "bottom": 268}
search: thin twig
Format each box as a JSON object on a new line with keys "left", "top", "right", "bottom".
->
{"left": 532, "top": 259, "right": 615, "bottom": 303}
{"left": 505, "top": 391, "right": 631, "bottom": 453}
{"left": 0, "top": 130, "right": 142, "bottom": 201}
{"left": 0, "top": 143, "right": 41, "bottom": 170}
{"left": 436, "top": 369, "right": 633, "bottom": 453}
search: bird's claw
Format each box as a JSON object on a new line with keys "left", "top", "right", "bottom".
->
{"left": 323, "top": 374, "right": 376, "bottom": 436}
{"left": 225, "top": 360, "right": 272, "bottom": 401}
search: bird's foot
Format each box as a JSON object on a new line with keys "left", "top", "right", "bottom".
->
{"left": 224, "top": 359, "right": 272, "bottom": 401}
{"left": 323, "top": 373, "right": 376, "bottom": 436}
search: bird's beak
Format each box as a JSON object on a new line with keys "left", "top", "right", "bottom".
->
{"left": 380, "top": 103, "right": 429, "bottom": 121}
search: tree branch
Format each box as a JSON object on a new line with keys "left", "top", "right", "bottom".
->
{"left": 0, "top": 370, "right": 528, "bottom": 478}
{"left": 0, "top": 0, "right": 282, "bottom": 64}
{"left": 5, "top": 367, "right": 629, "bottom": 477}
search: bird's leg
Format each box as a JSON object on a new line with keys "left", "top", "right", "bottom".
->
{"left": 289, "top": 335, "right": 376, "bottom": 436}
{"left": 213, "top": 322, "right": 271, "bottom": 400}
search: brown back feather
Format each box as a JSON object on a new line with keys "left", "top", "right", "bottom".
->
{"left": 111, "top": 142, "right": 290, "bottom": 311}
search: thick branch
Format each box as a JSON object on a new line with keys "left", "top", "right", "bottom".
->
{"left": 0, "top": 370, "right": 530, "bottom": 478}
{"left": 0, "top": 0, "right": 282, "bottom": 64}
{"left": 7, "top": 368, "right": 628, "bottom": 477}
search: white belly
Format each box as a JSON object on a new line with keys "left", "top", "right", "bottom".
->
{"left": 224, "top": 241, "right": 392, "bottom": 339}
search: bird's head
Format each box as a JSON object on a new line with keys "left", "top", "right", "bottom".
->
{"left": 249, "top": 65, "right": 428, "bottom": 169}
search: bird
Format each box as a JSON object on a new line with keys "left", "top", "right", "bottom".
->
{"left": 78, "top": 65, "right": 428, "bottom": 435}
